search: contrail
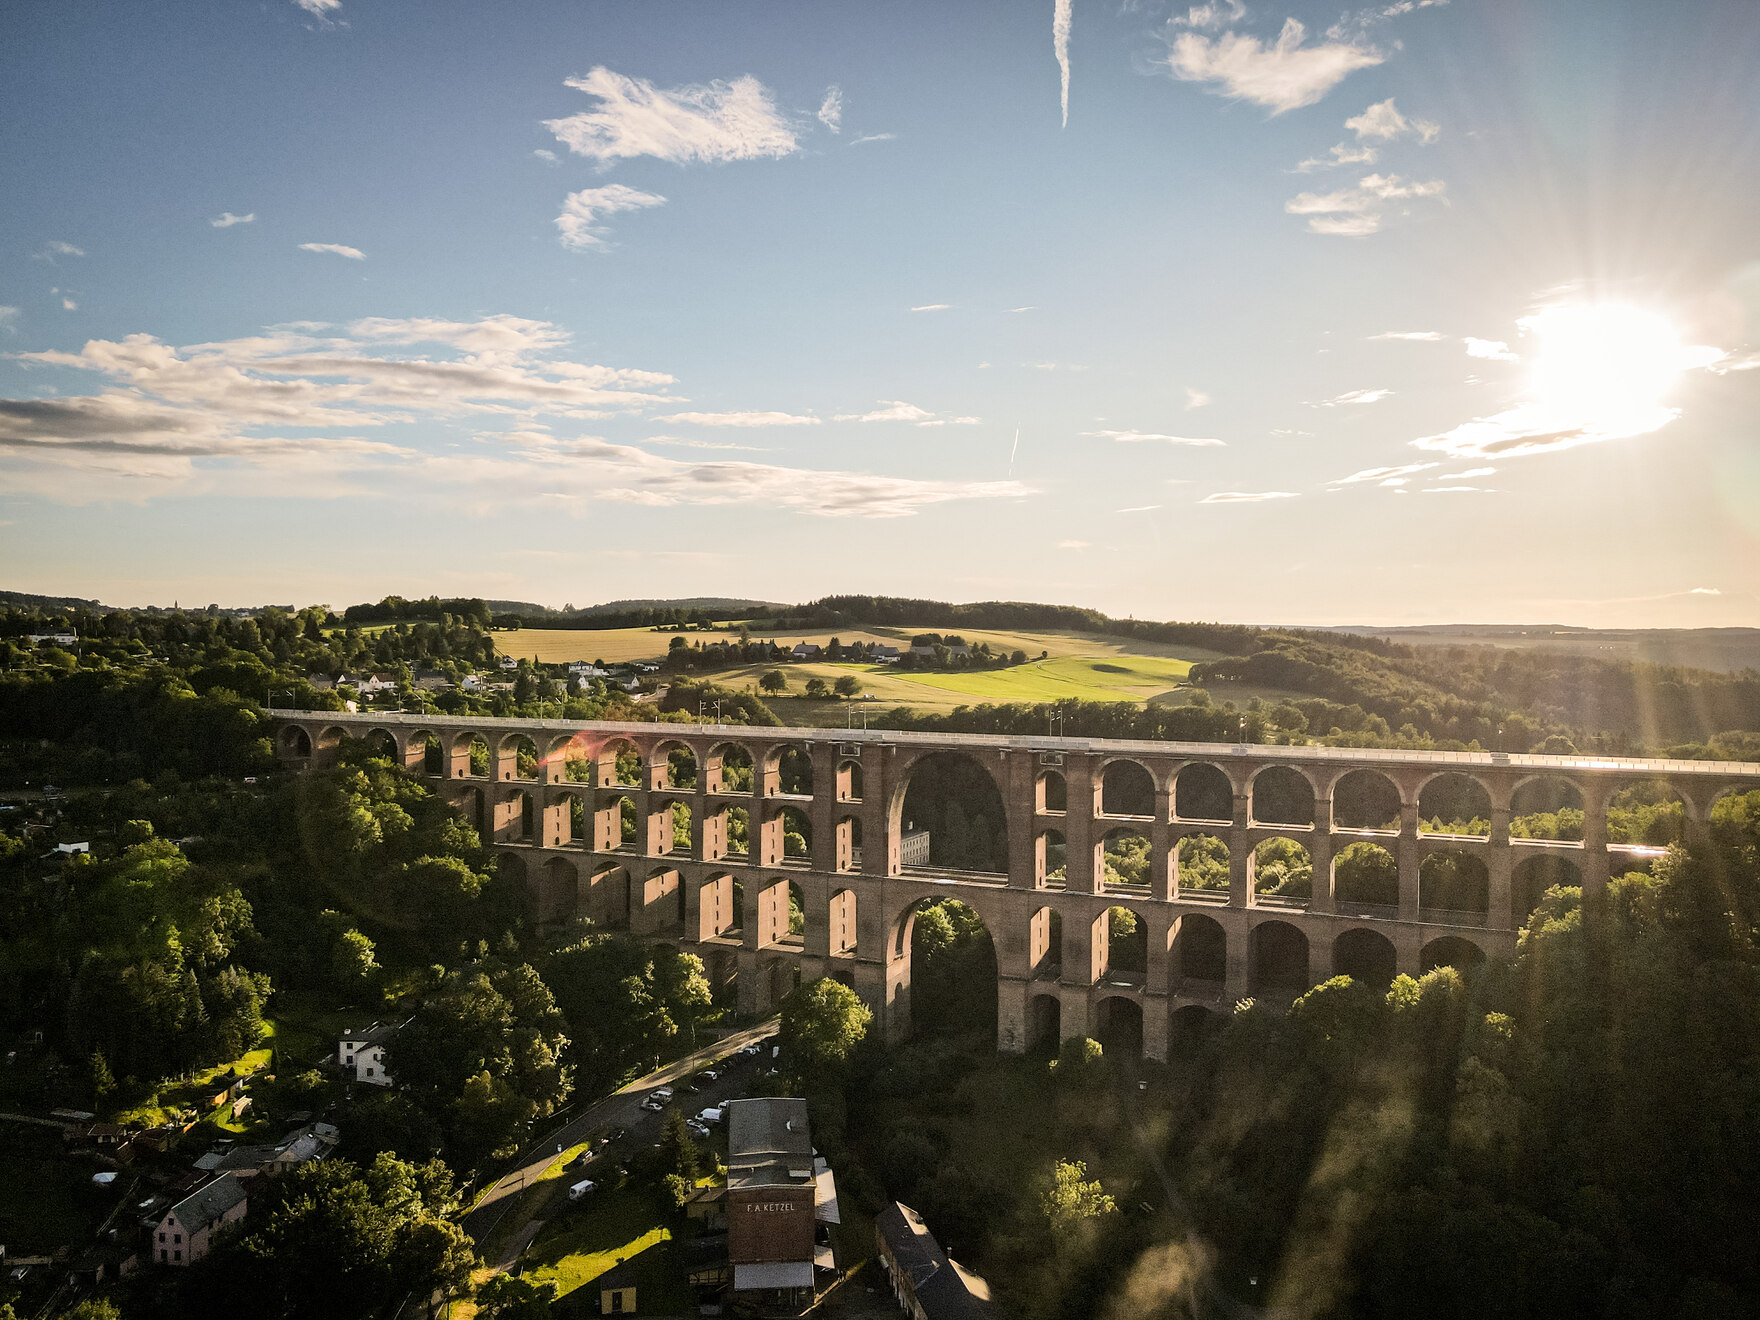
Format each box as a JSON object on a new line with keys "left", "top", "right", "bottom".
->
{"left": 1010, "top": 427, "right": 1020, "bottom": 476}
{"left": 1054, "top": 0, "right": 1073, "bottom": 128}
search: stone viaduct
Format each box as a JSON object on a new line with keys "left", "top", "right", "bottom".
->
{"left": 272, "top": 710, "right": 1760, "bottom": 1063}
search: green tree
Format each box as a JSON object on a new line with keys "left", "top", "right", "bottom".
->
{"left": 834, "top": 674, "right": 862, "bottom": 698}
{"left": 759, "top": 669, "right": 788, "bottom": 694}
{"left": 475, "top": 1274, "right": 556, "bottom": 1317}
{"left": 779, "top": 976, "right": 872, "bottom": 1086}
{"left": 1040, "top": 1159, "right": 1116, "bottom": 1228}
{"left": 805, "top": 677, "right": 830, "bottom": 699}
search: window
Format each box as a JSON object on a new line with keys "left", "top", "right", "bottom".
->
{"left": 365, "top": 1066, "right": 374, "bottom": 1077}
{"left": 159, "top": 1249, "right": 167, "bottom": 1262}
{"left": 158, "top": 1231, "right": 166, "bottom": 1242}
{"left": 173, "top": 1250, "right": 182, "bottom": 1262}
{"left": 174, "top": 1233, "right": 182, "bottom": 1244}
{"left": 610, "top": 1292, "right": 625, "bottom": 1313}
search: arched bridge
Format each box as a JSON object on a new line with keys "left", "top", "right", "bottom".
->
{"left": 272, "top": 710, "right": 1760, "bottom": 1062}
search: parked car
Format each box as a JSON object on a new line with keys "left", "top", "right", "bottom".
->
{"left": 687, "top": 1121, "right": 710, "bottom": 1139}
{"left": 565, "top": 1150, "right": 594, "bottom": 1171}
{"left": 648, "top": 1087, "right": 674, "bottom": 1102}
{"left": 567, "top": 1179, "right": 596, "bottom": 1201}
{"left": 701, "top": 1067, "right": 721, "bottom": 1081}
{"left": 640, "top": 1097, "right": 665, "bottom": 1111}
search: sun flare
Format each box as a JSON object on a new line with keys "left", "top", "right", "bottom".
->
{"left": 1520, "top": 303, "right": 1716, "bottom": 439}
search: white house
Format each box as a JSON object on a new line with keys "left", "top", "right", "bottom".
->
{"left": 153, "top": 1173, "right": 248, "bottom": 1267}
{"left": 338, "top": 1020, "right": 404, "bottom": 1086}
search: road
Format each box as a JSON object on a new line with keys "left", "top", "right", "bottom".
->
{"left": 462, "top": 1018, "right": 779, "bottom": 1266}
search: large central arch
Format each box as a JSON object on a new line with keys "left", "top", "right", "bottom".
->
{"left": 890, "top": 896, "right": 998, "bottom": 1042}
{"left": 893, "top": 751, "right": 1010, "bottom": 876}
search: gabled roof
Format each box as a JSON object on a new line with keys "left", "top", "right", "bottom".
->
{"left": 876, "top": 1201, "right": 1001, "bottom": 1320}
{"left": 165, "top": 1172, "right": 248, "bottom": 1233}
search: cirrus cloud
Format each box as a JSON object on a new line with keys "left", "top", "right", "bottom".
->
{"left": 544, "top": 67, "right": 799, "bottom": 165}
{"left": 1084, "top": 430, "right": 1224, "bottom": 446}
{"left": 1200, "top": 490, "right": 1298, "bottom": 503}
{"left": 298, "top": 242, "right": 365, "bottom": 260}
{"left": 658, "top": 410, "right": 820, "bottom": 427}
{"left": 555, "top": 184, "right": 667, "bottom": 250}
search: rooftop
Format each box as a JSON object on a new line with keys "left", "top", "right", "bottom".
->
{"left": 165, "top": 1172, "right": 248, "bottom": 1233}
{"left": 726, "top": 1097, "right": 814, "bottom": 1192}
{"left": 877, "top": 1201, "right": 1001, "bottom": 1320}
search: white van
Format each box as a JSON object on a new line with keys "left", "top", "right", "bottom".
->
{"left": 568, "top": 1178, "right": 596, "bottom": 1201}
{"left": 697, "top": 1107, "right": 724, "bottom": 1125}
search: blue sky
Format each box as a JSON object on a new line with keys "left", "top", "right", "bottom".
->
{"left": 2, "top": 0, "right": 1757, "bottom": 624}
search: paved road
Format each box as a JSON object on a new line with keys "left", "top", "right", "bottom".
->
{"left": 462, "top": 1018, "right": 779, "bottom": 1264}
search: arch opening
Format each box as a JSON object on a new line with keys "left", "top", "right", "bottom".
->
{"left": 1095, "top": 997, "right": 1144, "bottom": 1060}
{"left": 1174, "top": 833, "right": 1230, "bottom": 896}
{"left": 1100, "top": 760, "right": 1155, "bottom": 817}
{"left": 837, "top": 759, "right": 864, "bottom": 802}
{"left": 899, "top": 752, "right": 1009, "bottom": 875}
{"left": 1419, "top": 849, "right": 1489, "bottom": 921}
{"left": 1251, "top": 766, "right": 1315, "bottom": 827}
{"left": 902, "top": 898, "right": 997, "bottom": 1040}
{"left": 1028, "top": 994, "right": 1062, "bottom": 1055}
{"left": 505, "top": 735, "right": 538, "bottom": 782}
{"left": 1099, "top": 826, "right": 1152, "bottom": 893}
{"left": 280, "top": 726, "right": 313, "bottom": 758}
{"left": 710, "top": 743, "right": 754, "bottom": 794}
{"left": 1418, "top": 772, "right": 1492, "bottom": 839}
{"left": 1097, "top": 906, "right": 1147, "bottom": 985}
{"left": 1174, "top": 763, "right": 1233, "bottom": 823}
{"left": 1420, "top": 935, "right": 1486, "bottom": 975}
{"left": 1036, "top": 829, "right": 1067, "bottom": 886}
{"left": 1172, "top": 912, "right": 1226, "bottom": 988}
{"left": 1333, "top": 841, "right": 1398, "bottom": 911}
{"left": 1510, "top": 776, "right": 1585, "bottom": 841}
{"left": 1249, "top": 920, "right": 1310, "bottom": 997}
{"left": 1250, "top": 837, "right": 1312, "bottom": 904}
{"left": 1030, "top": 906, "right": 1063, "bottom": 979}
{"left": 1607, "top": 779, "right": 1686, "bottom": 850}
{"left": 1332, "top": 927, "right": 1397, "bottom": 990}
{"left": 723, "top": 806, "right": 751, "bottom": 860}
{"left": 776, "top": 805, "right": 812, "bottom": 863}
{"left": 1513, "top": 854, "right": 1581, "bottom": 922}
{"left": 663, "top": 745, "right": 699, "bottom": 790}
{"left": 836, "top": 815, "right": 864, "bottom": 872}
{"left": 829, "top": 888, "right": 858, "bottom": 957}
{"left": 769, "top": 744, "right": 814, "bottom": 797}
{"left": 1036, "top": 769, "right": 1067, "bottom": 814}
{"left": 1332, "top": 769, "right": 1401, "bottom": 832}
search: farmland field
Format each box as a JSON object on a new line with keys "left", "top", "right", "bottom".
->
{"left": 494, "top": 625, "right": 1325, "bottom": 723}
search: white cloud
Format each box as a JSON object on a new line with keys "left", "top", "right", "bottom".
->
{"left": 210, "top": 212, "right": 255, "bottom": 228}
{"left": 1010, "top": 306, "right": 1037, "bottom": 313}
{"left": 1, "top": 315, "right": 1025, "bottom": 517}
{"left": 1172, "top": 1, "right": 1246, "bottom": 29}
{"left": 34, "top": 241, "right": 85, "bottom": 263}
{"left": 1286, "top": 172, "right": 1447, "bottom": 235}
{"left": 1054, "top": 0, "right": 1074, "bottom": 128}
{"left": 833, "top": 401, "right": 980, "bottom": 426}
{"left": 1690, "top": 587, "right": 1722, "bottom": 595}
{"left": 818, "top": 86, "right": 843, "bottom": 133}
{"left": 1332, "top": 462, "right": 1437, "bottom": 484}
{"left": 1164, "top": 18, "right": 1383, "bottom": 115}
{"left": 1370, "top": 330, "right": 1442, "bottom": 341}
{"left": 1200, "top": 490, "right": 1299, "bottom": 503}
{"left": 849, "top": 133, "right": 895, "bottom": 146}
{"left": 62, "top": 298, "right": 77, "bottom": 311}
{"left": 1270, "top": 427, "right": 1315, "bottom": 437}
{"left": 1117, "top": 504, "right": 1162, "bottom": 513}
{"left": 1294, "top": 142, "right": 1379, "bottom": 172}
{"left": 1422, "top": 485, "right": 1488, "bottom": 493}
{"left": 658, "top": 410, "right": 820, "bottom": 427}
{"left": 554, "top": 184, "right": 666, "bottom": 251}
{"left": 298, "top": 242, "right": 365, "bottom": 260}
{"left": 544, "top": 67, "right": 799, "bottom": 165}
{"left": 911, "top": 304, "right": 951, "bottom": 312}
{"left": 1058, "top": 539, "right": 1090, "bottom": 549}
{"left": 533, "top": 149, "right": 558, "bottom": 163}
{"left": 294, "top": 0, "right": 342, "bottom": 21}
{"left": 641, "top": 435, "right": 772, "bottom": 452}
{"left": 1084, "top": 430, "right": 1224, "bottom": 446}
{"left": 1464, "top": 337, "right": 1518, "bottom": 361}
{"left": 1185, "top": 387, "right": 1211, "bottom": 409}
{"left": 1710, "top": 349, "right": 1760, "bottom": 373}
{"left": 1317, "top": 388, "right": 1392, "bottom": 405}
{"left": 1345, "top": 98, "right": 1439, "bottom": 143}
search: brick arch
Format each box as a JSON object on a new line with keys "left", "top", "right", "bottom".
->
{"left": 885, "top": 746, "right": 1013, "bottom": 878}
{"left": 1247, "top": 762, "right": 1320, "bottom": 827}
{"left": 1096, "top": 756, "right": 1158, "bottom": 816}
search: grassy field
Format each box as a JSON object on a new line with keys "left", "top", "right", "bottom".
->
{"left": 522, "top": 1179, "right": 686, "bottom": 1306}
{"left": 499, "top": 625, "right": 1257, "bottom": 720}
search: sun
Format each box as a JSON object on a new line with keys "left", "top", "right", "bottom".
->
{"left": 1519, "top": 302, "right": 1716, "bottom": 440}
